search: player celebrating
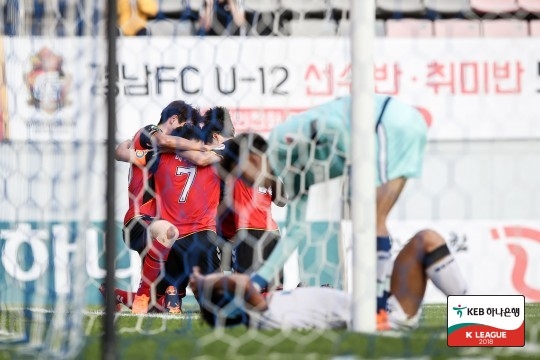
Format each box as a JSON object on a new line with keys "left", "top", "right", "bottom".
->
{"left": 116, "top": 100, "right": 212, "bottom": 313}
{"left": 202, "top": 107, "right": 287, "bottom": 276}
{"left": 119, "top": 123, "right": 224, "bottom": 313}
{"left": 190, "top": 228, "right": 467, "bottom": 330}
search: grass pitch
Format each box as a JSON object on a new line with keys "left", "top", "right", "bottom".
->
{"left": 2, "top": 302, "right": 539, "bottom": 359}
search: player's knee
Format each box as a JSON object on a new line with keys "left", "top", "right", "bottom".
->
{"left": 414, "top": 229, "right": 445, "bottom": 253}
{"left": 166, "top": 225, "right": 179, "bottom": 242}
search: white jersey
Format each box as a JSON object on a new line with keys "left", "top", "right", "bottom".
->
{"left": 247, "top": 288, "right": 421, "bottom": 331}
{"left": 250, "top": 287, "right": 351, "bottom": 330}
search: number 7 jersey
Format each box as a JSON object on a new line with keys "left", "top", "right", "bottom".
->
{"left": 141, "top": 153, "right": 221, "bottom": 236}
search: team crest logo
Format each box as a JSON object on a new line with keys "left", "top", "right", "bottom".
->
{"left": 24, "top": 47, "right": 72, "bottom": 113}
{"left": 135, "top": 150, "right": 145, "bottom": 158}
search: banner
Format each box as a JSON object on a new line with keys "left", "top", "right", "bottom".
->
{"left": 1, "top": 219, "right": 539, "bottom": 306}
{"left": 2, "top": 37, "right": 540, "bottom": 141}
{"left": 0, "top": 222, "right": 138, "bottom": 306}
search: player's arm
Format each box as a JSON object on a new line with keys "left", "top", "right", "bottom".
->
{"left": 137, "top": 124, "right": 212, "bottom": 152}
{"left": 153, "top": 132, "right": 214, "bottom": 152}
{"left": 251, "top": 195, "right": 309, "bottom": 291}
{"left": 189, "top": 267, "right": 268, "bottom": 311}
{"left": 115, "top": 139, "right": 132, "bottom": 162}
{"left": 115, "top": 140, "right": 154, "bottom": 167}
{"left": 177, "top": 149, "right": 223, "bottom": 167}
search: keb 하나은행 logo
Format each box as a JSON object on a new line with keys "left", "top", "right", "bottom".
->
{"left": 447, "top": 295, "right": 525, "bottom": 347}
{"left": 453, "top": 304, "right": 467, "bottom": 318}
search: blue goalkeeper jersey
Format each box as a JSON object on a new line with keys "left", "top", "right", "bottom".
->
{"left": 254, "top": 94, "right": 428, "bottom": 289}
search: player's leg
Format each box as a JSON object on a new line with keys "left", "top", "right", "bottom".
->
{"left": 216, "top": 202, "right": 236, "bottom": 273}
{"left": 192, "top": 231, "right": 221, "bottom": 277}
{"left": 218, "top": 239, "right": 234, "bottom": 273}
{"left": 387, "top": 229, "right": 467, "bottom": 329}
{"left": 115, "top": 216, "right": 155, "bottom": 310}
{"left": 99, "top": 285, "right": 168, "bottom": 312}
{"left": 156, "top": 237, "right": 191, "bottom": 313}
{"left": 375, "top": 98, "right": 428, "bottom": 311}
{"left": 133, "top": 219, "right": 179, "bottom": 314}
{"left": 375, "top": 177, "right": 406, "bottom": 311}
{"left": 166, "top": 231, "right": 221, "bottom": 301}
{"left": 232, "top": 230, "right": 254, "bottom": 274}
{"left": 122, "top": 216, "right": 153, "bottom": 253}
{"left": 376, "top": 177, "right": 407, "bottom": 237}
{"left": 259, "top": 230, "right": 283, "bottom": 288}
{"left": 233, "top": 229, "right": 279, "bottom": 275}
{"left": 258, "top": 230, "right": 280, "bottom": 270}
{"left": 98, "top": 283, "right": 133, "bottom": 311}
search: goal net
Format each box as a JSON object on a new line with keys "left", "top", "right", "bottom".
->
{"left": 1, "top": 0, "right": 540, "bottom": 358}
{"left": 0, "top": 2, "right": 108, "bottom": 358}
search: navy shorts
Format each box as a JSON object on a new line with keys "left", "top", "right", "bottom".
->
{"left": 122, "top": 216, "right": 154, "bottom": 254}
{"left": 156, "top": 230, "right": 220, "bottom": 297}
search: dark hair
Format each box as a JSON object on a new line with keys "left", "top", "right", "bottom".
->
{"left": 219, "top": 133, "right": 268, "bottom": 176}
{"left": 201, "top": 106, "right": 236, "bottom": 140}
{"left": 170, "top": 123, "right": 204, "bottom": 142}
{"left": 159, "top": 100, "right": 200, "bottom": 125}
{"left": 198, "top": 288, "right": 250, "bottom": 328}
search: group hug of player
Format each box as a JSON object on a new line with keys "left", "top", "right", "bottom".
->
{"left": 104, "top": 95, "right": 469, "bottom": 331}
{"left": 102, "top": 101, "right": 285, "bottom": 314}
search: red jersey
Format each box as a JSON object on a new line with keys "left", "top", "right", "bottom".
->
{"left": 123, "top": 125, "right": 161, "bottom": 225}
{"left": 232, "top": 178, "right": 279, "bottom": 232}
{"left": 217, "top": 203, "right": 237, "bottom": 240}
{"left": 142, "top": 153, "right": 220, "bottom": 236}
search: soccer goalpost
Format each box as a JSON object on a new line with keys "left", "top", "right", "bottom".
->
{"left": 350, "top": 0, "right": 377, "bottom": 333}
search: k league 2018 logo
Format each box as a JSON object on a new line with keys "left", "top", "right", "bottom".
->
{"left": 447, "top": 295, "right": 525, "bottom": 347}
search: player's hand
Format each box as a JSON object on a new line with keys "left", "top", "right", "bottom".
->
{"left": 199, "top": 144, "right": 213, "bottom": 152}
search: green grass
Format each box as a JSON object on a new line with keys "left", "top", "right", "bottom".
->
{"left": 2, "top": 303, "right": 539, "bottom": 359}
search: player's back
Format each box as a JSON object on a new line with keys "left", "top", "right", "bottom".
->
{"left": 270, "top": 94, "right": 394, "bottom": 138}
{"left": 253, "top": 287, "right": 350, "bottom": 330}
{"left": 153, "top": 153, "right": 220, "bottom": 235}
{"left": 233, "top": 178, "right": 278, "bottom": 231}
{"left": 124, "top": 124, "right": 160, "bottom": 224}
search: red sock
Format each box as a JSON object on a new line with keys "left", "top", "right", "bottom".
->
{"left": 114, "top": 288, "right": 136, "bottom": 308}
{"left": 137, "top": 240, "right": 171, "bottom": 296}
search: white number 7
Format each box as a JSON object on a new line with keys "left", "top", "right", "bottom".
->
{"left": 176, "top": 166, "right": 197, "bottom": 203}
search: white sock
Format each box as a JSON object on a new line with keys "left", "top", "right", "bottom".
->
{"left": 426, "top": 253, "right": 468, "bottom": 295}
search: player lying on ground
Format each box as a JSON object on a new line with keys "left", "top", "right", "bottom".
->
{"left": 190, "top": 228, "right": 467, "bottom": 330}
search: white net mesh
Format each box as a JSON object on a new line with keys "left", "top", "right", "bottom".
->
{"left": 0, "top": 2, "right": 107, "bottom": 358}
{"left": 1, "top": 0, "right": 540, "bottom": 358}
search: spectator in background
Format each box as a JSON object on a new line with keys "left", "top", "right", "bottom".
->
{"left": 199, "top": 0, "right": 245, "bottom": 36}
{"left": 117, "top": 0, "right": 158, "bottom": 36}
